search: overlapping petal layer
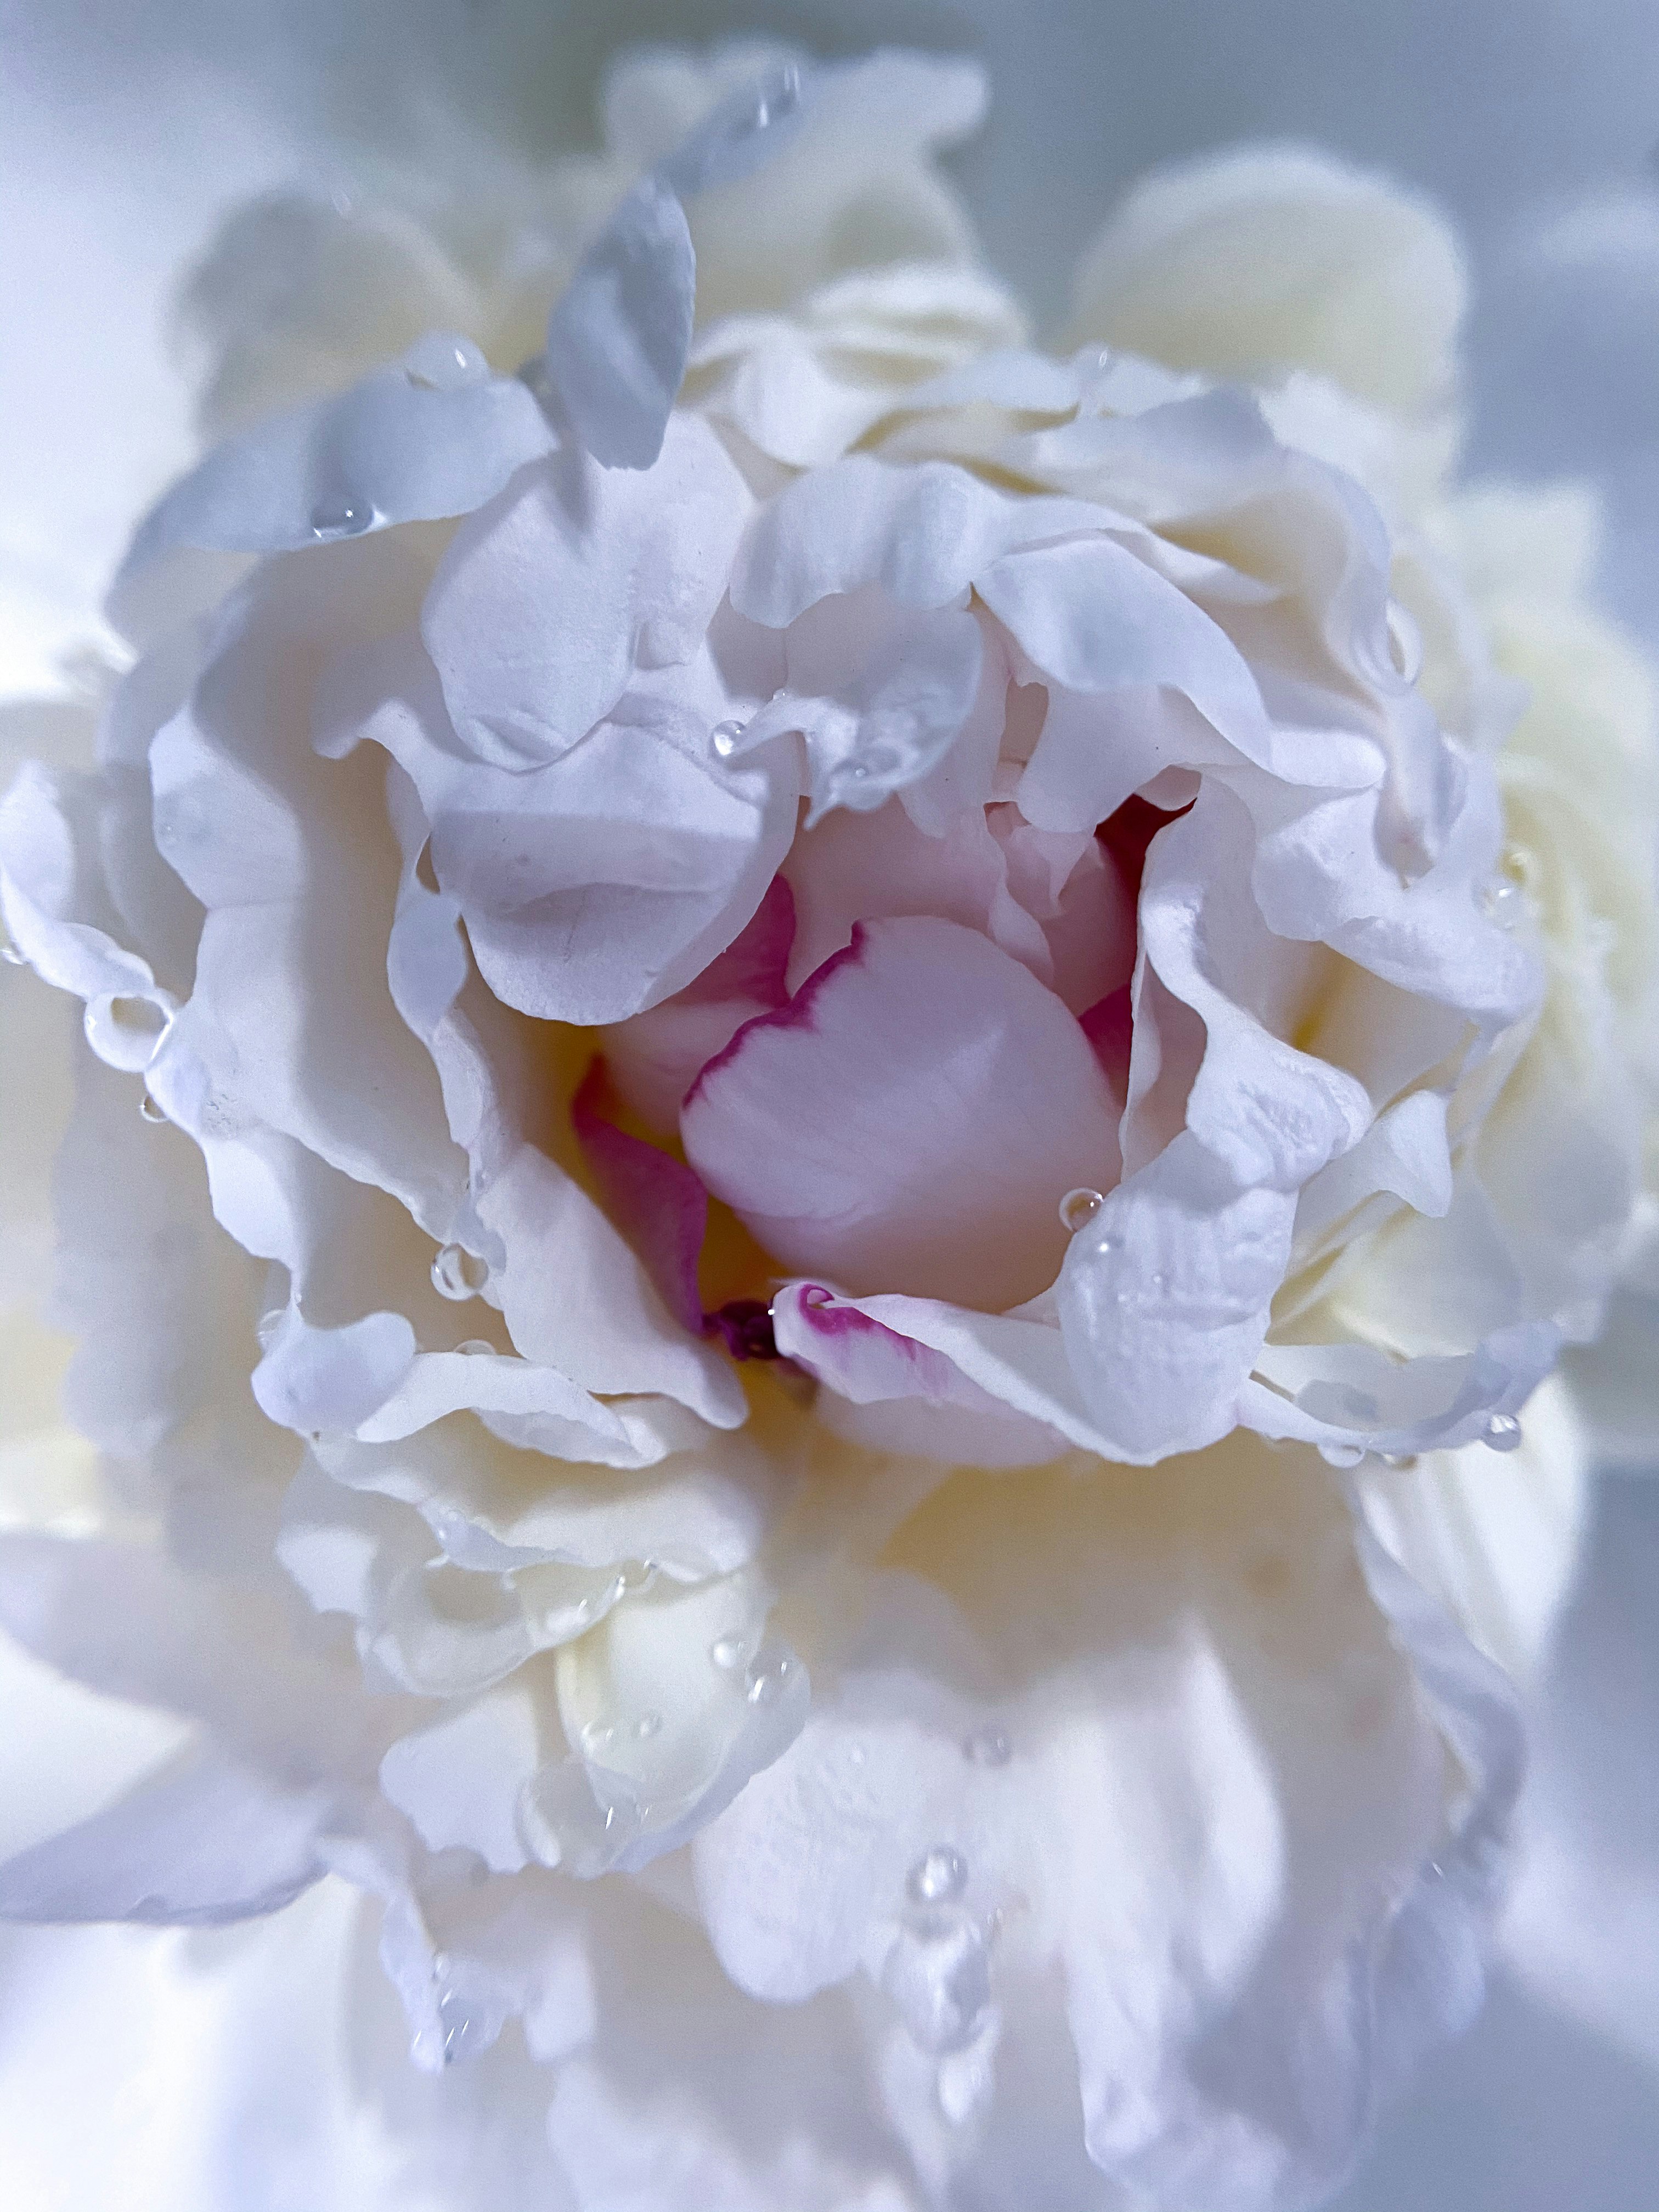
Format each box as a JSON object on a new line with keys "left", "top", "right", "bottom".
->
{"left": 1, "top": 43, "right": 1654, "bottom": 2212}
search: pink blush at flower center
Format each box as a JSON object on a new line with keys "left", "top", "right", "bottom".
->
{"left": 680, "top": 913, "right": 1124, "bottom": 1312}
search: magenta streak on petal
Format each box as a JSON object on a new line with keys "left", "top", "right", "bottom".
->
{"left": 676, "top": 872, "right": 796, "bottom": 1011}
{"left": 1079, "top": 984, "right": 1133, "bottom": 1109}
{"left": 572, "top": 1058, "right": 708, "bottom": 1332}
{"left": 682, "top": 922, "right": 869, "bottom": 1113}
{"left": 771, "top": 1283, "right": 975, "bottom": 1406}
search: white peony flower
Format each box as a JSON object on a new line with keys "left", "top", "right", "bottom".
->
{"left": 1, "top": 41, "right": 1654, "bottom": 2211}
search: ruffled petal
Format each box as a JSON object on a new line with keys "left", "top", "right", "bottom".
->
{"left": 698, "top": 1438, "right": 1497, "bottom": 2210}
{"left": 422, "top": 415, "right": 753, "bottom": 770}
{"left": 108, "top": 337, "right": 555, "bottom": 640}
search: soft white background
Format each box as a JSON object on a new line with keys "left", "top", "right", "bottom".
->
{"left": 2, "top": 2, "right": 1656, "bottom": 2205}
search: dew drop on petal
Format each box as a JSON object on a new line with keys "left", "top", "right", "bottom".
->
{"left": 309, "top": 499, "right": 374, "bottom": 542}
{"left": 431, "top": 1243, "right": 489, "bottom": 1300}
{"left": 1318, "top": 1442, "right": 1367, "bottom": 1469}
{"left": 745, "top": 1651, "right": 795, "bottom": 1708}
{"left": 403, "top": 332, "right": 489, "bottom": 391}
{"left": 632, "top": 1711, "right": 663, "bottom": 1742}
{"left": 84, "top": 992, "right": 170, "bottom": 1071}
{"left": 1058, "top": 1187, "right": 1104, "bottom": 1235}
{"left": 138, "top": 1091, "right": 167, "bottom": 1124}
{"left": 963, "top": 1726, "right": 1010, "bottom": 1768}
{"left": 710, "top": 719, "right": 744, "bottom": 758}
{"left": 1, "top": 943, "right": 24, "bottom": 966}
{"left": 907, "top": 1846, "right": 967, "bottom": 1906}
{"left": 1481, "top": 1412, "right": 1523, "bottom": 1453}
{"left": 709, "top": 1632, "right": 748, "bottom": 1672}
{"left": 455, "top": 1338, "right": 495, "bottom": 1357}
{"left": 516, "top": 1756, "right": 642, "bottom": 1877}
{"left": 438, "top": 1989, "right": 493, "bottom": 2066}
{"left": 1480, "top": 876, "right": 1523, "bottom": 922}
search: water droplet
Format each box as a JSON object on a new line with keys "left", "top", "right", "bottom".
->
{"left": 1379, "top": 1452, "right": 1419, "bottom": 1471}
{"left": 437, "top": 1987, "right": 492, "bottom": 2066}
{"left": 746, "top": 1651, "right": 795, "bottom": 1708}
{"left": 883, "top": 1909, "right": 992, "bottom": 2055}
{"left": 709, "top": 1632, "right": 748, "bottom": 1672}
{"left": 1318, "top": 1442, "right": 1367, "bottom": 1469}
{"left": 1480, "top": 876, "right": 1523, "bottom": 921}
{"left": 848, "top": 761, "right": 870, "bottom": 780}
{"left": 710, "top": 719, "right": 744, "bottom": 758}
{"left": 963, "top": 1726, "right": 1010, "bottom": 1768}
{"left": 1, "top": 943, "right": 24, "bottom": 966}
{"left": 580, "top": 1719, "right": 617, "bottom": 1754}
{"left": 516, "top": 1756, "right": 642, "bottom": 1877}
{"left": 431, "top": 1950, "right": 451, "bottom": 1979}
{"left": 1058, "top": 1187, "right": 1104, "bottom": 1234}
{"left": 1149, "top": 1269, "right": 1169, "bottom": 1293}
{"left": 403, "top": 331, "right": 489, "bottom": 392}
{"left": 908, "top": 1846, "right": 967, "bottom": 1906}
{"left": 632, "top": 1711, "right": 662, "bottom": 1742}
{"left": 308, "top": 499, "right": 374, "bottom": 543}
{"left": 138, "top": 1091, "right": 167, "bottom": 1124}
{"left": 431, "top": 1243, "right": 488, "bottom": 1300}
{"left": 455, "top": 1338, "right": 495, "bottom": 1357}
{"left": 1481, "top": 1412, "right": 1523, "bottom": 1453}
{"left": 83, "top": 992, "right": 171, "bottom": 1071}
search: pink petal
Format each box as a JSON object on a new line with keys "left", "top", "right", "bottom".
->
{"left": 1080, "top": 985, "right": 1134, "bottom": 1108}
{"left": 781, "top": 793, "right": 1135, "bottom": 1015}
{"left": 572, "top": 1059, "right": 707, "bottom": 1333}
{"left": 769, "top": 1282, "right": 976, "bottom": 1405}
{"left": 681, "top": 915, "right": 1122, "bottom": 1311}
{"left": 603, "top": 877, "right": 796, "bottom": 1131}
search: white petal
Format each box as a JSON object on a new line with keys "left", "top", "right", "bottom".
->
{"left": 380, "top": 1685, "right": 540, "bottom": 1875}
{"left": 1061, "top": 1133, "right": 1297, "bottom": 1461}
{"left": 108, "top": 338, "right": 555, "bottom": 636}
{"left": 1069, "top": 145, "right": 1467, "bottom": 416}
{"left": 422, "top": 415, "right": 753, "bottom": 771}
{"left": 549, "top": 1567, "right": 808, "bottom": 1872}
{"left": 544, "top": 177, "right": 696, "bottom": 471}
{"left": 0, "top": 1756, "right": 328, "bottom": 1926}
